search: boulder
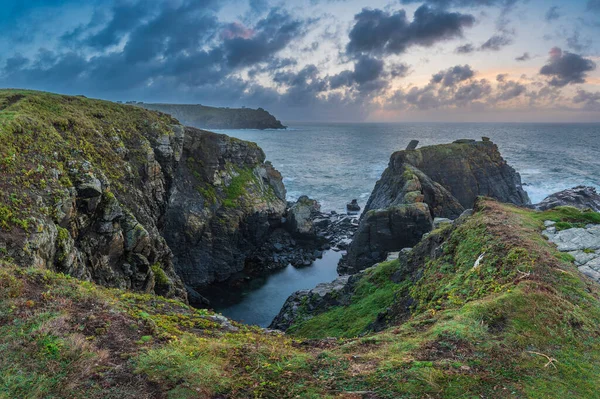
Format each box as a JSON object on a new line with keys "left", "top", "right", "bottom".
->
{"left": 544, "top": 222, "right": 600, "bottom": 284}
{"left": 346, "top": 199, "right": 361, "bottom": 214}
{"left": 406, "top": 140, "right": 419, "bottom": 150}
{"left": 286, "top": 196, "right": 321, "bottom": 237}
{"left": 339, "top": 203, "right": 433, "bottom": 274}
{"left": 536, "top": 186, "right": 600, "bottom": 212}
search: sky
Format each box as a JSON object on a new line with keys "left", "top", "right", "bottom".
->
{"left": 0, "top": 0, "right": 599, "bottom": 122}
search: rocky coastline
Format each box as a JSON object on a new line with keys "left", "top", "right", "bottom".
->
{"left": 3, "top": 90, "right": 600, "bottom": 398}
{"left": 137, "top": 103, "right": 286, "bottom": 130}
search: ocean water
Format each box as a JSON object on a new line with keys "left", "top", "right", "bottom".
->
{"left": 217, "top": 122, "right": 600, "bottom": 212}
{"left": 209, "top": 122, "right": 600, "bottom": 326}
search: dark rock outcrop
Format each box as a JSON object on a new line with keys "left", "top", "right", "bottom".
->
{"left": 536, "top": 186, "right": 600, "bottom": 212}
{"left": 137, "top": 103, "right": 286, "bottom": 130}
{"left": 162, "top": 127, "right": 287, "bottom": 292}
{"left": 0, "top": 91, "right": 289, "bottom": 303}
{"left": 341, "top": 138, "right": 529, "bottom": 273}
{"left": 269, "top": 274, "right": 358, "bottom": 331}
{"left": 364, "top": 139, "right": 529, "bottom": 214}
{"left": 340, "top": 204, "right": 433, "bottom": 274}
{"left": 346, "top": 199, "right": 360, "bottom": 214}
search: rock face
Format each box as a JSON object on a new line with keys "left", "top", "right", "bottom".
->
{"left": 286, "top": 196, "right": 321, "bottom": 237}
{"left": 137, "top": 103, "right": 286, "bottom": 130}
{"left": 341, "top": 139, "right": 529, "bottom": 273}
{"left": 543, "top": 221, "right": 600, "bottom": 282}
{"left": 162, "top": 128, "right": 287, "bottom": 298}
{"left": 536, "top": 186, "right": 600, "bottom": 212}
{"left": 340, "top": 204, "right": 433, "bottom": 274}
{"left": 0, "top": 90, "right": 288, "bottom": 303}
{"left": 269, "top": 274, "right": 357, "bottom": 331}
{"left": 0, "top": 92, "right": 190, "bottom": 299}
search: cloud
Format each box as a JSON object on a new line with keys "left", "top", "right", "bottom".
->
{"left": 515, "top": 52, "right": 530, "bottom": 61}
{"left": 539, "top": 47, "right": 596, "bottom": 87}
{"left": 573, "top": 89, "right": 600, "bottom": 110}
{"left": 494, "top": 78, "right": 526, "bottom": 101}
{"left": 479, "top": 34, "right": 513, "bottom": 51}
{"left": 431, "top": 64, "right": 475, "bottom": 86}
{"left": 566, "top": 30, "right": 591, "bottom": 52}
{"left": 390, "top": 63, "right": 411, "bottom": 78}
{"left": 346, "top": 5, "right": 474, "bottom": 56}
{"left": 352, "top": 55, "right": 384, "bottom": 84}
{"left": 587, "top": 0, "right": 600, "bottom": 12}
{"left": 329, "top": 55, "right": 388, "bottom": 92}
{"left": 455, "top": 43, "right": 475, "bottom": 53}
{"left": 223, "top": 9, "right": 307, "bottom": 67}
{"left": 399, "top": 0, "right": 519, "bottom": 8}
{"left": 545, "top": 6, "right": 561, "bottom": 21}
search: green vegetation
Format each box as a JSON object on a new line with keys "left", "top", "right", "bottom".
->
{"left": 289, "top": 260, "right": 410, "bottom": 338}
{"left": 223, "top": 166, "right": 258, "bottom": 208}
{"left": 283, "top": 200, "right": 600, "bottom": 398}
{"left": 150, "top": 263, "right": 169, "bottom": 286}
{"left": 2, "top": 156, "right": 600, "bottom": 399}
{"left": 0, "top": 89, "right": 178, "bottom": 231}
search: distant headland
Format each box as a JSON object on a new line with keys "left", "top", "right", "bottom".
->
{"left": 127, "top": 101, "right": 286, "bottom": 130}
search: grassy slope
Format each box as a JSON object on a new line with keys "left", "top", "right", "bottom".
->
{"left": 0, "top": 89, "right": 178, "bottom": 232}
{"left": 2, "top": 199, "right": 600, "bottom": 398}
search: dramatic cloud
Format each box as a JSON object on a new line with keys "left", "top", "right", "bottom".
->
{"left": 390, "top": 63, "right": 411, "bottom": 78}
{"left": 223, "top": 9, "right": 306, "bottom": 67}
{"left": 431, "top": 64, "right": 474, "bottom": 86}
{"left": 0, "top": 0, "right": 598, "bottom": 121}
{"left": 480, "top": 34, "right": 513, "bottom": 51}
{"left": 544, "top": 6, "right": 561, "bottom": 21}
{"left": 329, "top": 55, "right": 389, "bottom": 93}
{"left": 346, "top": 5, "right": 475, "bottom": 56}
{"left": 539, "top": 47, "right": 596, "bottom": 87}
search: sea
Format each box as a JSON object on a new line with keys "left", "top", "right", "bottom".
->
{"left": 207, "top": 122, "right": 600, "bottom": 327}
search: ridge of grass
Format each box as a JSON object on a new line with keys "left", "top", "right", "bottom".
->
{"left": 2, "top": 199, "right": 600, "bottom": 398}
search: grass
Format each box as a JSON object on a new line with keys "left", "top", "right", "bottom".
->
{"left": 0, "top": 89, "right": 178, "bottom": 232}
{"left": 284, "top": 199, "right": 600, "bottom": 398}
{"left": 2, "top": 187, "right": 600, "bottom": 397}
{"left": 288, "top": 260, "right": 410, "bottom": 338}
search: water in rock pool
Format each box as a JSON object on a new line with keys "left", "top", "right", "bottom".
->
{"left": 204, "top": 250, "right": 342, "bottom": 327}
{"left": 207, "top": 122, "right": 600, "bottom": 326}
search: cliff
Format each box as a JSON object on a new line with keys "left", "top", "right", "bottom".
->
{"left": 3, "top": 199, "right": 600, "bottom": 398}
{"left": 341, "top": 138, "right": 530, "bottom": 273}
{"left": 137, "top": 103, "right": 286, "bottom": 130}
{"left": 0, "top": 90, "right": 286, "bottom": 302}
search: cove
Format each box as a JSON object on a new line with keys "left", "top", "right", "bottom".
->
{"left": 204, "top": 250, "right": 342, "bottom": 327}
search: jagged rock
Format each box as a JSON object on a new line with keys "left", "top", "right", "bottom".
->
{"left": 286, "top": 196, "right": 321, "bottom": 237}
{"left": 346, "top": 199, "right": 361, "bottom": 214}
{"left": 406, "top": 140, "right": 419, "bottom": 150}
{"left": 536, "top": 186, "right": 600, "bottom": 212}
{"left": 342, "top": 139, "right": 529, "bottom": 274}
{"left": 163, "top": 128, "right": 287, "bottom": 291}
{"left": 339, "top": 203, "right": 433, "bottom": 274}
{"left": 364, "top": 139, "right": 529, "bottom": 214}
{"left": 544, "top": 222, "right": 600, "bottom": 283}
{"left": 269, "top": 274, "right": 357, "bottom": 331}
